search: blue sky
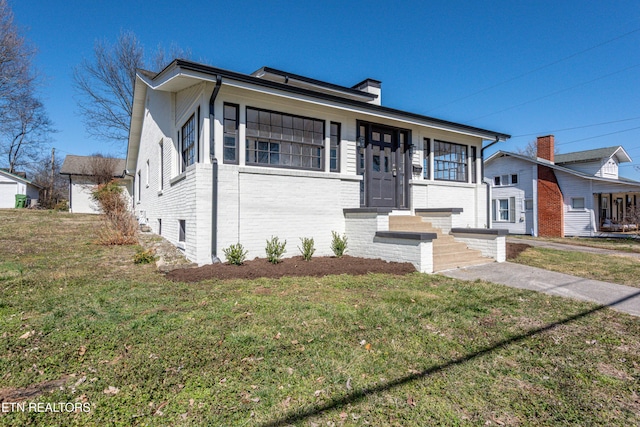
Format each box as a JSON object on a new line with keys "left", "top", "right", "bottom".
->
{"left": 11, "top": 0, "right": 640, "bottom": 180}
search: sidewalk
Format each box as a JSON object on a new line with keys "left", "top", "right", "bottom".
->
{"left": 441, "top": 262, "right": 640, "bottom": 317}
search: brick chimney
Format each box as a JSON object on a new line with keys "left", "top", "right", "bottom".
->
{"left": 536, "top": 135, "right": 555, "bottom": 163}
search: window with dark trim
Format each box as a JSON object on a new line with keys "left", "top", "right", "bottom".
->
{"left": 137, "top": 170, "right": 141, "bottom": 202}
{"left": 158, "top": 140, "right": 164, "bottom": 191}
{"left": 178, "top": 220, "right": 186, "bottom": 242}
{"left": 423, "top": 138, "right": 431, "bottom": 179}
{"left": 223, "top": 103, "right": 239, "bottom": 164}
{"left": 330, "top": 122, "right": 340, "bottom": 172}
{"left": 181, "top": 114, "right": 196, "bottom": 172}
{"left": 434, "top": 140, "right": 467, "bottom": 182}
{"left": 245, "top": 107, "right": 324, "bottom": 171}
{"left": 470, "top": 146, "right": 477, "bottom": 183}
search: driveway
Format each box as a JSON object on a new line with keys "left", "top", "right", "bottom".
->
{"left": 441, "top": 262, "right": 640, "bottom": 317}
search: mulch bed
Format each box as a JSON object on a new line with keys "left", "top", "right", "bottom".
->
{"left": 165, "top": 255, "right": 416, "bottom": 282}
{"left": 506, "top": 242, "right": 532, "bottom": 260}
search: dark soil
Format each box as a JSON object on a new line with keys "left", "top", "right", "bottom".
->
{"left": 165, "top": 255, "right": 416, "bottom": 282}
{"left": 506, "top": 242, "right": 532, "bottom": 260}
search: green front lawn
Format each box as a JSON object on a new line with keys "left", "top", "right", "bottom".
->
{"left": 1, "top": 210, "right": 638, "bottom": 426}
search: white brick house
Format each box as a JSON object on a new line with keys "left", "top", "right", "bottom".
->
{"left": 126, "top": 60, "right": 510, "bottom": 270}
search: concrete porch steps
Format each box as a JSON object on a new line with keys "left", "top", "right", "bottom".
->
{"left": 388, "top": 215, "right": 492, "bottom": 271}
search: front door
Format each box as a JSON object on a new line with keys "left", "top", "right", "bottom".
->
{"left": 358, "top": 122, "right": 407, "bottom": 208}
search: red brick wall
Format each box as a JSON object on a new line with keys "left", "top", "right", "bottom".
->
{"left": 537, "top": 164, "right": 564, "bottom": 237}
{"left": 536, "top": 135, "right": 555, "bottom": 163}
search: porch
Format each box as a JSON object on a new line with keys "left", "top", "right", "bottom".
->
{"left": 595, "top": 192, "right": 640, "bottom": 232}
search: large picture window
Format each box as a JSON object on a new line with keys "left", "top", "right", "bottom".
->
{"left": 434, "top": 140, "right": 467, "bottom": 182}
{"left": 181, "top": 114, "right": 196, "bottom": 172}
{"left": 245, "top": 107, "right": 324, "bottom": 170}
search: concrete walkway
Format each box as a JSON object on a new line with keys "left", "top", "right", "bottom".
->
{"left": 507, "top": 237, "right": 640, "bottom": 260}
{"left": 441, "top": 262, "right": 640, "bottom": 317}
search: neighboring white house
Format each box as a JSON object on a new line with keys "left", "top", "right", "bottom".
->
{"left": 485, "top": 135, "right": 640, "bottom": 237}
{"left": 0, "top": 169, "right": 41, "bottom": 208}
{"left": 126, "top": 60, "right": 511, "bottom": 271}
{"left": 60, "top": 155, "right": 131, "bottom": 214}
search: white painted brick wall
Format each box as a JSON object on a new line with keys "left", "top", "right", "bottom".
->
{"left": 217, "top": 166, "right": 361, "bottom": 262}
{"left": 411, "top": 181, "right": 484, "bottom": 227}
{"left": 451, "top": 233, "right": 506, "bottom": 262}
{"left": 345, "top": 212, "right": 434, "bottom": 273}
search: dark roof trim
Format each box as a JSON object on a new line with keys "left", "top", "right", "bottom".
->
{"left": 352, "top": 78, "right": 382, "bottom": 89}
{"left": 155, "top": 60, "right": 510, "bottom": 141}
{"left": 253, "top": 66, "right": 377, "bottom": 99}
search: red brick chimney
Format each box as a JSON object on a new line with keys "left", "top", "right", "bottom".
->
{"left": 537, "top": 135, "right": 555, "bottom": 163}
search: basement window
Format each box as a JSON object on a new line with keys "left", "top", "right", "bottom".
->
{"left": 178, "top": 220, "right": 186, "bottom": 243}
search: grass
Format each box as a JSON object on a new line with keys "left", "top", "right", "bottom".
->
{"left": 512, "top": 247, "right": 640, "bottom": 288}
{"left": 0, "top": 210, "right": 639, "bottom": 426}
{"left": 512, "top": 234, "right": 640, "bottom": 253}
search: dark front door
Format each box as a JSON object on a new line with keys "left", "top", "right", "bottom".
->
{"left": 358, "top": 123, "right": 407, "bottom": 208}
{"left": 369, "top": 127, "right": 396, "bottom": 207}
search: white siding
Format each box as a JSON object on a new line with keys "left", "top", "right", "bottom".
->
{"left": 554, "top": 170, "right": 595, "bottom": 237}
{"left": 484, "top": 157, "right": 535, "bottom": 234}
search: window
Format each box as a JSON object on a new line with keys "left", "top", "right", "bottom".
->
{"left": 245, "top": 107, "right": 324, "bottom": 170}
{"left": 158, "top": 218, "right": 162, "bottom": 235}
{"left": 159, "top": 140, "right": 164, "bottom": 191}
{"left": 571, "top": 197, "right": 585, "bottom": 210}
{"left": 223, "top": 103, "right": 239, "bottom": 164}
{"left": 181, "top": 114, "right": 196, "bottom": 172}
{"left": 434, "top": 140, "right": 467, "bottom": 182}
{"left": 178, "top": 220, "right": 186, "bottom": 242}
{"left": 525, "top": 199, "right": 533, "bottom": 211}
{"left": 494, "top": 174, "right": 517, "bottom": 186}
{"left": 145, "top": 160, "right": 149, "bottom": 187}
{"left": 423, "top": 138, "right": 431, "bottom": 179}
{"left": 330, "top": 122, "right": 340, "bottom": 172}
{"left": 492, "top": 198, "right": 516, "bottom": 222}
{"left": 471, "top": 146, "right": 477, "bottom": 183}
{"left": 137, "top": 170, "right": 141, "bottom": 202}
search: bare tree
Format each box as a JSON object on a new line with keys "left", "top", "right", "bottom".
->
{"left": 73, "top": 30, "right": 144, "bottom": 145}
{"left": 0, "top": 0, "right": 35, "bottom": 113}
{"left": 29, "top": 153, "right": 67, "bottom": 209}
{"left": 516, "top": 139, "right": 560, "bottom": 158}
{"left": 80, "top": 153, "right": 122, "bottom": 185}
{"left": 1, "top": 92, "right": 54, "bottom": 173}
{"left": 73, "top": 31, "right": 192, "bottom": 149}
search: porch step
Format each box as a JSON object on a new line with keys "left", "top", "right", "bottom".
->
{"left": 389, "top": 214, "right": 492, "bottom": 272}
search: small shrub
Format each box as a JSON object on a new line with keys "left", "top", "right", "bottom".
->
{"left": 133, "top": 248, "right": 157, "bottom": 264}
{"left": 298, "top": 237, "right": 315, "bottom": 261}
{"left": 223, "top": 243, "right": 248, "bottom": 265}
{"left": 330, "top": 231, "right": 348, "bottom": 257}
{"left": 92, "top": 180, "right": 138, "bottom": 245}
{"left": 266, "top": 236, "right": 286, "bottom": 264}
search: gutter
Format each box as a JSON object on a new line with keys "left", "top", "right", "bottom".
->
{"left": 210, "top": 75, "right": 222, "bottom": 263}
{"left": 481, "top": 137, "right": 501, "bottom": 229}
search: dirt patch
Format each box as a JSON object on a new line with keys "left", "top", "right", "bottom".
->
{"left": 165, "top": 255, "right": 416, "bottom": 282}
{"left": 506, "top": 242, "right": 532, "bottom": 260}
{"left": 0, "top": 376, "right": 70, "bottom": 403}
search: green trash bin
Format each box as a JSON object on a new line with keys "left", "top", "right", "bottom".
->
{"left": 15, "top": 194, "right": 27, "bottom": 208}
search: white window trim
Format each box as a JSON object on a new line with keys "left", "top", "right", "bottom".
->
{"left": 493, "top": 197, "right": 516, "bottom": 223}
{"left": 570, "top": 197, "right": 586, "bottom": 211}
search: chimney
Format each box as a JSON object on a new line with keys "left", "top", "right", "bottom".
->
{"left": 537, "top": 135, "right": 555, "bottom": 163}
{"left": 352, "top": 78, "right": 381, "bottom": 105}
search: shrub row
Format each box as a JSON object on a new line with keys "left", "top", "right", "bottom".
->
{"left": 222, "top": 231, "right": 348, "bottom": 266}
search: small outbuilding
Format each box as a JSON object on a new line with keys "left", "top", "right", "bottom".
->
{"left": 0, "top": 169, "right": 42, "bottom": 208}
{"left": 60, "top": 155, "right": 130, "bottom": 214}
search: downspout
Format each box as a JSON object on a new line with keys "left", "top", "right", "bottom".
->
{"left": 481, "top": 137, "right": 500, "bottom": 229}
{"left": 210, "top": 75, "right": 222, "bottom": 263}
